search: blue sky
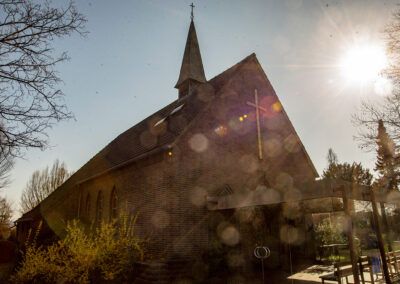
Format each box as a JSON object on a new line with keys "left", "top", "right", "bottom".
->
{"left": 3, "top": 0, "right": 399, "bottom": 215}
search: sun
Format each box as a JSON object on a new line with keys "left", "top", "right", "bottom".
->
{"left": 340, "top": 45, "right": 387, "bottom": 84}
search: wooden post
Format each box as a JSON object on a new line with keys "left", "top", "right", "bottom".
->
{"left": 380, "top": 202, "right": 393, "bottom": 252}
{"left": 370, "top": 188, "right": 391, "bottom": 284}
{"left": 339, "top": 186, "right": 360, "bottom": 284}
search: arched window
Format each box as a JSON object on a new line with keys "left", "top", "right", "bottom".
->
{"left": 110, "top": 188, "right": 118, "bottom": 220}
{"left": 96, "top": 191, "right": 103, "bottom": 225}
{"left": 85, "top": 194, "right": 91, "bottom": 218}
{"left": 79, "top": 192, "right": 83, "bottom": 217}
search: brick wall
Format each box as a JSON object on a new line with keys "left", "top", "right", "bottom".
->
{"left": 17, "top": 55, "right": 318, "bottom": 273}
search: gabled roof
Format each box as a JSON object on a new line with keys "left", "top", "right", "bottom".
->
{"left": 75, "top": 54, "right": 258, "bottom": 184}
{"left": 74, "top": 52, "right": 318, "bottom": 186}
{"left": 19, "top": 53, "right": 318, "bottom": 221}
{"left": 175, "top": 20, "right": 206, "bottom": 88}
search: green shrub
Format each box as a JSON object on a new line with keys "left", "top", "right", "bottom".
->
{"left": 314, "top": 218, "right": 347, "bottom": 246}
{"left": 11, "top": 214, "right": 148, "bottom": 283}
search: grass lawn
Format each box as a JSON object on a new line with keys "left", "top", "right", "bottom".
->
{"left": 318, "top": 239, "right": 400, "bottom": 264}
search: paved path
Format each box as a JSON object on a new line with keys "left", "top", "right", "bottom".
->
{"left": 287, "top": 264, "right": 385, "bottom": 284}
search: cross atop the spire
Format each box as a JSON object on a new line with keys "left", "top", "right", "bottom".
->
{"left": 190, "top": 3, "right": 195, "bottom": 21}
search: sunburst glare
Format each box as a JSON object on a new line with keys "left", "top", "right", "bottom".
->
{"left": 340, "top": 45, "right": 387, "bottom": 84}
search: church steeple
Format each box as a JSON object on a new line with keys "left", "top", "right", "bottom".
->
{"left": 175, "top": 7, "right": 206, "bottom": 99}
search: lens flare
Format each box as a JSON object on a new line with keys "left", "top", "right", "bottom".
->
{"left": 340, "top": 45, "right": 387, "bottom": 84}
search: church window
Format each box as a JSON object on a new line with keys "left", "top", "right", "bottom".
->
{"left": 96, "top": 191, "right": 103, "bottom": 225}
{"left": 85, "top": 194, "right": 91, "bottom": 218}
{"left": 79, "top": 192, "right": 83, "bottom": 217}
{"left": 153, "top": 104, "right": 185, "bottom": 128}
{"left": 110, "top": 188, "right": 118, "bottom": 220}
{"left": 170, "top": 104, "right": 184, "bottom": 115}
{"left": 154, "top": 117, "right": 166, "bottom": 127}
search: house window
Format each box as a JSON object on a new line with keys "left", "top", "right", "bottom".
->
{"left": 85, "top": 194, "right": 91, "bottom": 218}
{"left": 96, "top": 191, "right": 103, "bottom": 225}
{"left": 110, "top": 188, "right": 118, "bottom": 220}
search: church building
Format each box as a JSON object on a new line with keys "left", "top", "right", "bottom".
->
{"left": 17, "top": 11, "right": 321, "bottom": 282}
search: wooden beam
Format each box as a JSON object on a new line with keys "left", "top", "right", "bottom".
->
{"left": 337, "top": 186, "right": 360, "bottom": 284}
{"left": 207, "top": 180, "right": 398, "bottom": 211}
{"left": 371, "top": 188, "right": 391, "bottom": 284}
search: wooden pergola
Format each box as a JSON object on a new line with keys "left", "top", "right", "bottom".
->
{"left": 207, "top": 180, "right": 400, "bottom": 284}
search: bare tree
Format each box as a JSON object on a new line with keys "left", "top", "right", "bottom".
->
{"left": 0, "top": 153, "right": 13, "bottom": 191}
{"left": 352, "top": 9, "right": 400, "bottom": 151}
{"left": 0, "top": 196, "right": 12, "bottom": 226}
{"left": 352, "top": 96, "right": 400, "bottom": 152}
{"left": 20, "top": 159, "right": 72, "bottom": 213}
{"left": 327, "top": 148, "right": 338, "bottom": 166}
{"left": 0, "top": 0, "right": 86, "bottom": 158}
{"left": 385, "top": 9, "right": 400, "bottom": 81}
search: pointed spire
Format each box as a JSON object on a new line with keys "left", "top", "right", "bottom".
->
{"left": 175, "top": 17, "right": 206, "bottom": 98}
